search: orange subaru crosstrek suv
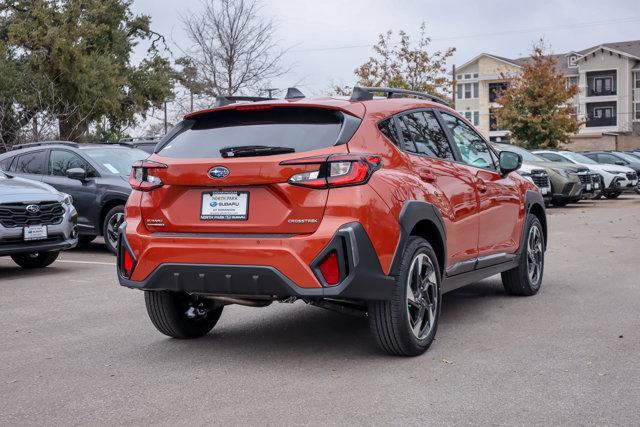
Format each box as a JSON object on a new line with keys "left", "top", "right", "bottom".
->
{"left": 117, "top": 87, "right": 547, "bottom": 356}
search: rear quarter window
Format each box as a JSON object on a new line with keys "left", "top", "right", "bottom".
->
{"left": 158, "top": 107, "right": 356, "bottom": 158}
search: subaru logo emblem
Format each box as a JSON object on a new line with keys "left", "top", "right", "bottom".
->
{"left": 26, "top": 204, "right": 40, "bottom": 214}
{"left": 208, "top": 166, "right": 230, "bottom": 179}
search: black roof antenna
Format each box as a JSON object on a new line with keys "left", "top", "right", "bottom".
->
{"left": 285, "top": 87, "right": 305, "bottom": 100}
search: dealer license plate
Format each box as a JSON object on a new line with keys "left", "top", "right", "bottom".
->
{"left": 24, "top": 225, "right": 48, "bottom": 241}
{"left": 201, "top": 191, "right": 249, "bottom": 220}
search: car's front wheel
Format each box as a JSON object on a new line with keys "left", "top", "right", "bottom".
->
{"left": 501, "top": 215, "right": 544, "bottom": 296}
{"left": 103, "top": 205, "right": 124, "bottom": 255}
{"left": 11, "top": 251, "right": 60, "bottom": 269}
{"left": 144, "top": 291, "right": 224, "bottom": 339}
{"left": 368, "top": 237, "right": 441, "bottom": 356}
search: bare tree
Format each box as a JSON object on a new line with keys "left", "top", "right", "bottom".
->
{"left": 181, "top": 0, "right": 287, "bottom": 96}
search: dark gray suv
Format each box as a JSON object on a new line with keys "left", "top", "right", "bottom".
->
{"left": 0, "top": 142, "right": 148, "bottom": 254}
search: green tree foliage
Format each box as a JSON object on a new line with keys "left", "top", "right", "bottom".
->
{"left": 495, "top": 41, "right": 581, "bottom": 149}
{"left": 337, "top": 23, "right": 455, "bottom": 99}
{"left": 0, "top": 0, "right": 174, "bottom": 142}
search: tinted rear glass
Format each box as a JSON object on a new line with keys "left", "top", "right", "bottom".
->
{"left": 158, "top": 107, "right": 346, "bottom": 158}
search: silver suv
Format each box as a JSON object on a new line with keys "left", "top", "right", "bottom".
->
{"left": 0, "top": 169, "right": 78, "bottom": 268}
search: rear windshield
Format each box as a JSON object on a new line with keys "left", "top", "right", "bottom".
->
{"left": 157, "top": 107, "right": 348, "bottom": 158}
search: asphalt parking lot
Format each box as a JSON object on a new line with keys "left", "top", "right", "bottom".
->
{"left": 1, "top": 195, "right": 639, "bottom": 425}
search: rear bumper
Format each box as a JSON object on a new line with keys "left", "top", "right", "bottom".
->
{"left": 118, "top": 222, "right": 396, "bottom": 301}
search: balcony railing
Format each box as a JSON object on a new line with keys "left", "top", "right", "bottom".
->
{"left": 586, "top": 116, "right": 616, "bottom": 127}
{"left": 588, "top": 88, "right": 617, "bottom": 97}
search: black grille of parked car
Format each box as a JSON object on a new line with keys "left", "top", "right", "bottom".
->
{"left": 530, "top": 170, "right": 550, "bottom": 188}
{"left": 0, "top": 202, "right": 64, "bottom": 228}
{"left": 577, "top": 172, "right": 592, "bottom": 184}
{"left": 627, "top": 172, "right": 637, "bottom": 181}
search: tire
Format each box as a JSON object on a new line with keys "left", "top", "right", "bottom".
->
{"left": 501, "top": 215, "right": 544, "bottom": 296}
{"left": 368, "top": 237, "right": 441, "bottom": 356}
{"left": 144, "top": 291, "right": 224, "bottom": 339}
{"left": 77, "top": 235, "right": 97, "bottom": 246}
{"left": 102, "top": 205, "right": 124, "bottom": 255}
{"left": 604, "top": 191, "right": 621, "bottom": 199}
{"left": 11, "top": 251, "right": 60, "bottom": 269}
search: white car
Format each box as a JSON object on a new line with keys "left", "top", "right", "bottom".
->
{"left": 534, "top": 150, "right": 637, "bottom": 198}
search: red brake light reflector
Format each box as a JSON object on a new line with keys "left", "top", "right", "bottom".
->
{"left": 318, "top": 251, "right": 340, "bottom": 286}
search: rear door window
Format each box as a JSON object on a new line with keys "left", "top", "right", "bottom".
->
{"left": 158, "top": 107, "right": 355, "bottom": 158}
{"left": 401, "top": 111, "right": 455, "bottom": 160}
{"left": 11, "top": 150, "right": 47, "bottom": 174}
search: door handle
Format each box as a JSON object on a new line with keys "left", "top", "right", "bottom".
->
{"left": 419, "top": 169, "right": 436, "bottom": 183}
{"left": 476, "top": 178, "right": 487, "bottom": 193}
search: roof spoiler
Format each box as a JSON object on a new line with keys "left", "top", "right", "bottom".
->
{"left": 349, "top": 86, "right": 451, "bottom": 107}
{"left": 213, "top": 96, "right": 274, "bottom": 107}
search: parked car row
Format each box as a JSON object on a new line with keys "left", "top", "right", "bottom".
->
{"left": 0, "top": 142, "right": 149, "bottom": 267}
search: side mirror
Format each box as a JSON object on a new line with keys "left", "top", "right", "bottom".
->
{"left": 66, "top": 167, "right": 87, "bottom": 181}
{"left": 615, "top": 161, "right": 625, "bottom": 166}
{"left": 499, "top": 151, "right": 522, "bottom": 175}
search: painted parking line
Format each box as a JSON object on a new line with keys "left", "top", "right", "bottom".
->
{"left": 57, "top": 259, "right": 116, "bottom": 266}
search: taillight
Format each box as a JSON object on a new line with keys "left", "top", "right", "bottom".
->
{"left": 129, "top": 160, "right": 167, "bottom": 191}
{"left": 318, "top": 251, "right": 340, "bottom": 286}
{"left": 283, "top": 154, "right": 381, "bottom": 189}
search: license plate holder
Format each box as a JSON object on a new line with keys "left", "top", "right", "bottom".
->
{"left": 24, "top": 225, "right": 48, "bottom": 241}
{"left": 201, "top": 191, "right": 249, "bottom": 221}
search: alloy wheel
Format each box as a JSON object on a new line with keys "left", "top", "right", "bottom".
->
{"left": 106, "top": 212, "right": 124, "bottom": 250}
{"left": 526, "top": 225, "right": 544, "bottom": 287}
{"left": 406, "top": 253, "right": 438, "bottom": 340}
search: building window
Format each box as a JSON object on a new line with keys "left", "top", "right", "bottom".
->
{"left": 489, "top": 82, "right": 508, "bottom": 103}
{"left": 473, "top": 73, "right": 479, "bottom": 78}
{"left": 634, "top": 72, "right": 640, "bottom": 89}
{"left": 586, "top": 102, "right": 616, "bottom": 127}
{"left": 457, "top": 83, "right": 478, "bottom": 99}
{"left": 459, "top": 111, "right": 480, "bottom": 127}
{"left": 464, "top": 74, "right": 471, "bottom": 79}
{"left": 568, "top": 55, "right": 578, "bottom": 68}
{"left": 457, "top": 74, "right": 463, "bottom": 80}
{"left": 566, "top": 76, "right": 578, "bottom": 89}
{"left": 635, "top": 103, "right": 640, "bottom": 121}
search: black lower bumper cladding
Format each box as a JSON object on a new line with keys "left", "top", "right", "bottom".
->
{"left": 118, "top": 222, "right": 395, "bottom": 301}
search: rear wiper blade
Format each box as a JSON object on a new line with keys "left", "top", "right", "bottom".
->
{"left": 220, "top": 145, "right": 295, "bottom": 158}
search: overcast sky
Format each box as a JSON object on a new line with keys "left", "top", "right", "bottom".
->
{"left": 128, "top": 0, "right": 639, "bottom": 131}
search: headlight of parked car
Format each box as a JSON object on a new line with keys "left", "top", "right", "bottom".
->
{"left": 552, "top": 168, "right": 571, "bottom": 177}
{"left": 61, "top": 193, "right": 74, "bottom": 205}
{"left": 516, "top": 171, "right": 534, "bottom": 183}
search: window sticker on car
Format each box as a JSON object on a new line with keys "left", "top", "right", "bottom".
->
{"left": 103, "top": 163, "right": 119, "bottom": 174}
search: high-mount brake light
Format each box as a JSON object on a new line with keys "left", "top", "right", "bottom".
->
{"left": 282, "top": 154, "right": 381, "bottom": 189}
{"left": 129, "top": 160, "right": 167, "bottom": 191}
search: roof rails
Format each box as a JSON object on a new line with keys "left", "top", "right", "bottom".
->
{"left": 11, "top": 141, "right": 79, "bottom": 151}
{"left": 349, "top": 86, "right": 451, "bottom": 107}
{"left": 213, "top": 96, "right": 273, "bottom": 107}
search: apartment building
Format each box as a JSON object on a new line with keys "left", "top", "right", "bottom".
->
{"left": 454, "top": 40, "right": 640, "bottom": 150}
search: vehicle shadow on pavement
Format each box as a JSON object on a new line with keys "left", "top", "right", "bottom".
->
{"left": 0, "top": 263, "right": 81, "bottom": 281}
{"left": 136, "top": 278, "right": 510, "bottom": 362}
